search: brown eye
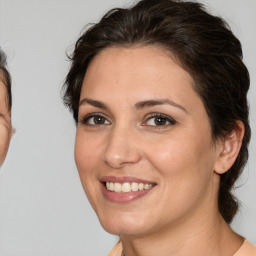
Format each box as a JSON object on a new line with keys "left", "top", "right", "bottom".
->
{"left": 94, "top": 116, "right": 105, "bottom": 124}
{"left": 80, "top": 114, "right": 111, "bottom": 126}
{"left": 154, "top": 117, "right": 167, "bottom": 126}
{"left": 143, "top": 113, "right": 176, "bottom": 127}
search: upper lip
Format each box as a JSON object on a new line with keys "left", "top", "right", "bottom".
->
{"left": 100, "top": 176, "right": 156, "bottom": 184}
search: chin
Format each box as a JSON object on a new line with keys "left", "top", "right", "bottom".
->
{"left": 101, "top": 222, "right": 148, "bottom": 236}
{"left": 97, "top": 210, "right": 154, "bottom": 236}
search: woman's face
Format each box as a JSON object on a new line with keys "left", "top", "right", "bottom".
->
{"left": 75, "top": 46, "right": 223, "bottom": 237}
{"left": 0, "top": 79, "right": 11, "bottom": 165}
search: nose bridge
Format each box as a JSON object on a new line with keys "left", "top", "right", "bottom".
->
{"left": 102, "top": 122, "right": 141, "bottom": 168}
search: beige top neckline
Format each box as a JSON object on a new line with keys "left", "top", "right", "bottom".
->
{"left": 108, "top": 240, "right": 256, "bottom": 256}
{"left": 234, "top": 240, "right": 256, "bottom": 256}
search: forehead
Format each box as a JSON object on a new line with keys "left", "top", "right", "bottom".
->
{"left": 81, "top": 46, "right": 201, "bottom": 109}
{"left": 84, "top": 47, "right": 193, "bottom": 91}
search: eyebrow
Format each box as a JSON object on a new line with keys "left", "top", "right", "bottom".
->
{"left": 135, "top": 99, "right": 188, "bottom": 113}
{"left": 79, "top": 98, "right": 187, "bottom": 113}
{"left": 79, "top": 98, "right": 109, "bottom": 110}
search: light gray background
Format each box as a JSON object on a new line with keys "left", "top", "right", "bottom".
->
{"left": 0, "top": 0, "right": 255, "bottom": 255}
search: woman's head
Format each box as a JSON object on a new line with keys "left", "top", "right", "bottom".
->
{"left": 0, "top": 48, "right": 12, "bottom": 165}
{"left": 63, "top": 0, "right": 250, "bottom": 225}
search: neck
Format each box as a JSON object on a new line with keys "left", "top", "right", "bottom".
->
{"left": 120, "top": 193, "right": 243, "bottom": 256}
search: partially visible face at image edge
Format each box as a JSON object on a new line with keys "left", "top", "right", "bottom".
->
{"left": 0, "top": 49, "right": 12, "bottom": 166}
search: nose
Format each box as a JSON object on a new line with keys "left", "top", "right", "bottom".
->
{"left": 102, "top": 125, "right": 142, "bottom": 169}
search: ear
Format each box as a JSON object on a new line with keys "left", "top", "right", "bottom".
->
{"left": 214, "top": 121, "right": 245, "bottom": 174}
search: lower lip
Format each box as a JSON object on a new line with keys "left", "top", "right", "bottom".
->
{"left": 101, "top": 183, "right": 155, "bottom": 203}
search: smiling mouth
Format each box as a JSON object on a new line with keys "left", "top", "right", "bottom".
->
{"left": 100, "top": 176, "right": 156, "bottom": 203}
{"left": 105, "top": 181, "right": 153, "bottom": 193}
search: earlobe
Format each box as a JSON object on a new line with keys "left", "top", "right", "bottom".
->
{"left": 214, "top": 121, "right": 245, "bottom": 174}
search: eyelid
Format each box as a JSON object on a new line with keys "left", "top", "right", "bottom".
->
{"left": 142, "top": 113, "right": 176, "bottom": 126}
{"left": 78, "top": 112, "right": 176, "bottom": 128}
{"left": 78, "top": 112, "right": 111, "bottom": 125}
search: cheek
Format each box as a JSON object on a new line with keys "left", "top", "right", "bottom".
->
{"left": 74, "top": 130, "right": 103, "bottom": 208}
{"left": 147, "top": 125, "right": 215, "bottom": 174}
{"left": 75, "top": 130, "right": 101, "bottom": 170}
{"left": 145, "top": 131, "right": 216, "bottom": 200}
{"left": 0, "top": 124, "right": 11, "bottom": 165}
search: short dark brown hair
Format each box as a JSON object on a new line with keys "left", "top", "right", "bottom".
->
{"left": 0, "top": 48, "right": 12, "bottom": 110}
{"left": 63, "top": 0, "right": 251, "bottom": 223}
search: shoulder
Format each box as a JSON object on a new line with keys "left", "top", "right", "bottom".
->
{"left": 108, "top": 241, "right": 123, "bottom": 256}
{"left": 234, "top": 240, "right": 256, "bottom": 256}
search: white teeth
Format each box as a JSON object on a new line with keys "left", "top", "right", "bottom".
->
{"left": 138, "top": 183, "right": 144, "bottom": 191}
{"left": 144, "top": 184, "right": 150, "bottom": 189}
{"left": 122, "top": 182, "right": 131, "bottom": 193}
{"left": 106, "top": 181, "right": 153, "bottom": 193}
{"left": 114, "top": 183, "right": 122, "bottom": 193}
{"left": 109, "top": 182, "right": 114, "bottom": 191}
{"left": 131, "top": 182, "right": 139, "bottom": 191}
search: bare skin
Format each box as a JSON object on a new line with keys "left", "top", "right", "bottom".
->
{"left": 75, "top": 46, "right": 244, "bottom": 256}
{"left": 0, "top": 80, "right": 12, "bottom": 165}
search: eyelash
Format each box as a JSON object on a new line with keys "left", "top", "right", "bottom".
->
{"left": 79, "top": 113, "right": 176, "bottom": 128}
{"left": 142, "top": 113, "right": 176, "bottom": 128}
{"left": 79, "top": 113, "right": 111, "bottom": 126}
